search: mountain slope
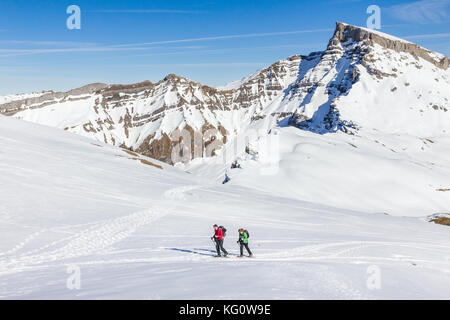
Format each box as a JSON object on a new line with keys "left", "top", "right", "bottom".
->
{"left": 186, "top": 124, "right": 450, "bottom": 216}
{"left": 1, "top": 22, "right": 450, "bottom": 216}
{"left": 2, "top": 23, "right": 448, "bottom": 161}
{"left": 287, "top": 22, "right": 450, "bottom": 135}
{"left": 1, "top": 114, "right": 450, "bottom": 299}
{"left": 2, "top": 55, "right": 313, "bottom": 164}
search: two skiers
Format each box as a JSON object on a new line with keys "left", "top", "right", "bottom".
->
{"left": 211, "top": 224, "right": 253, "bottom": 258}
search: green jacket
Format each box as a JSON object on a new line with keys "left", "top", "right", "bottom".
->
{"left": 238, "top": 232, "right": 249, "bottom": 244}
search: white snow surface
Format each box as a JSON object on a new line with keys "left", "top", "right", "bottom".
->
{"left": 0, "top": 115, "right": 449, "bottom": 299}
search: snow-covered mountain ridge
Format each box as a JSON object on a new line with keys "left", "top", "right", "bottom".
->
{"left": 2, "top": 22, "right": 448, "bottom": 165}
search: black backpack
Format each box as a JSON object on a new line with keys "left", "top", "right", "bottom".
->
{"left": 219, "top": 226, "right": 227, "bottom": 237}
{"left": 245, "top": 230, "right": 250, "bottom": 238}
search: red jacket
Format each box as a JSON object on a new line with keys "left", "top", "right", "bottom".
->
{"left": 214, "top": 228, "right": 224, "bottom": 241}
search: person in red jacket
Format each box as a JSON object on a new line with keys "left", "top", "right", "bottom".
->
{"left": 211, "top": 224, "right": 228, "bottom": 257}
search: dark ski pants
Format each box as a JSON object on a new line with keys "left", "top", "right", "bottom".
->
{"left": 215, "top": 239, "right": 228, "bottom": 256}
{"left": 240, "top": 242, "right": 252, "bottom": 256}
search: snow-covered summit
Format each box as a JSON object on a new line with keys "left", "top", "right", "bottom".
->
{"left": 1, "top": 22, "right": 449, "bottom": 163}
{"left": 336, "top": 22, "right": 414, "bottom": 44}
{"left": 331, "top": 22, "right": 449, "bottom": 69}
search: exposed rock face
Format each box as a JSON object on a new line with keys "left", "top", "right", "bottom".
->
{"left": 332, "top": 22, "right": 449, "bottom": 70}
{"left": 282, "top": 22, "right": 449, "bottom": 134}
{"left": 0, "top": 83, "right": 108, "bottom": 116}
{"left": 2, "top": 22, "right": 449, "bottom": 164}
{"left": 2, "top": 55, "right": 308, "bottom": 164}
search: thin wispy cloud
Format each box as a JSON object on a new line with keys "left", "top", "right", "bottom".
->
{"left": 0, "top": 43, "right": 214, "bottom": 58}
{"left": 112, "top": 28, "right": 333, "bottom": 48}
{"left": 404, "top": 33, "right": 450, "bottom": 40}
{"left": 130, "top": 62, "right": 267, "bottom": 68}
{"left": 326, "top": 0, "right": 363, "bottom": 4}
{"left": 387, "top": 0, "right": 450, "bottom": 24}
{"left": 0, "top": 28, "right": 331, "bottom": 57}
{"left": 0, "top": 41, "right": 322, "bottom": 59}
{"left": 131, "top": 43, "right": 323, "bottom": 58}
{"left": 87, "top": 9, "right": 203, "bottom": 14}
{"left": 0, "top": 40, "right": 98, "bottom": 46}
{"left": 0, "top": 46, "right": 150, "bottom": 58}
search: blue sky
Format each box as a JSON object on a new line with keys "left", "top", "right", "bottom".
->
{"left": 0, "top": 0, "right": 449, "bottom": 94}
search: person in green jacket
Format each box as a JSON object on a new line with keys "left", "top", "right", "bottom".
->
{"left": 237, "top": 228, "right": 253, "bottom": 257}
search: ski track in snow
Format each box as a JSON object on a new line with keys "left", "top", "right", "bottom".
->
{"left": 163, "top": 185, "right": 201, "bottom": 200}
{"left": 265, "top": 240, "right": 450, "bottom": 259}
{"left": 0, "top": 199, "right": 449, "bottom": 298}
{"left": 0, "top": 208, "right": 166, "bottom": 275}
{"left": 160, "top": 184, "right": 450, "bottom": 273}
{"left": 2, "top": 103, "right": 450, "bottom": 299}
{"left": 0, "top": 220, "right": 105, "bottom": 258}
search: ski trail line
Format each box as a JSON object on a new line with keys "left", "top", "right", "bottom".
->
{"left": 0, "top": 208, "right": 166, "bottom": 274}
{"left": 0, "top": 220, "right": 107, "bottom": 258}
{"left": 163, "top": 185, "right": 201, "bottom": 200}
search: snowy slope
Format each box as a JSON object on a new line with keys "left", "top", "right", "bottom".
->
{"left": 2, "top": 22, "right": 450, "bottom": 217}
{"left": 215, "top": 69, "right": 262, "bottom": 90}
{"left": 184, "top": 23, "right": 450, "bottom": 216}
{"left": 185, "top": 125, "right": 450, "bottom": 216}
{"left": 6, "top": 56, "right": 306, "bottom": 164}
{"left": 1, "top": 115, "right": 450, "bottom": 299}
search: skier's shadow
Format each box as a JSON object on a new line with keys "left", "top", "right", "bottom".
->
{"left": 168, "top": 248, "right": 215, "bottom": 257}
{"left": 168, "top": 248, "right": 238, "bottom": 257}
{"left": 194, "top": 248, "right": 239, "bottom": 256}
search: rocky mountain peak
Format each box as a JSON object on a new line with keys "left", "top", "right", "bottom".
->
{"left": 330, "top": 22, "right": 449, "bottom": 70}
{"left": 162, "top": 73, "right": 195, "bottom": 84}
{"left": 2, "top": 22, "right": 449, "bottom": 165}
{"left": 101, "top": 80, "right": 154, "bottom": 97}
